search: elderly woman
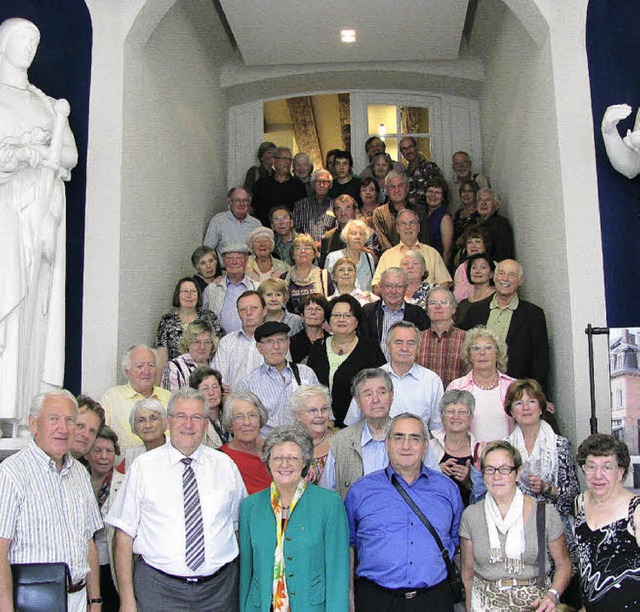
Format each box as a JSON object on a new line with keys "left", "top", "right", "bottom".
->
{"left": 453, "top": 226, "right": 492, "bottom": 303}
{"left": 401, "top": 249, "right": 437, "bottom": 310}
{"left": 154, "top": 277, "right": 222, "bottom": 379}
{"left": 290, "top": 293, "right": 330, "bottom": 364}
{"left": 239, "top": 425, "right": 349, "bottom": 611}
{"left": 574, "top": 434, "right": 640, "bottom": 611}
{"left": 220, "top": 391, "right": 272, "bottom": 494}
{"left": 324, "top": 218, "right": 376, "bottom": 292}
{"left": 87, "top": 426, "right": 124, "bottom": 611}
{"left": 161, "top": 319, "right": 218, "bottom": 392}
{"left": 290, "top": 385, "right": 334, "bottom": 485}
{"left": 283, "top": 234, "right": 324, "bottom": 315}
{"left": 189, "top": 366, "right": 227, "bottom": 449}
{"left": 258, "top": 277, "right": 303, "bottom": 335}
{"left": 327, "top": 256, "right": 378, "bottom": 306}
{"left": 371, "top": 152, "right": 392, "bottom": 203}
{"left": 460, "top": 441, "right": 572, "bottom": 611}
{"left": 447, "top": 326, "right": 515, "bottom": 441}
{"left": 307, "top": 295, "right": 386, "bottom": 427}
{"left": 454, "top": 252, "right": 496, "bottom": 326}
{"left": 190, "top": 245, "right": 219, "bottom": 294}
{"left": 425, "top": 177, "right": 454, "bottom": 267}
{"left": 244, "top": 140, "right": 276, "bottom": 194}
{"left": 245, "top": 226, "right": 289, "bottom": 284}
{"left": 431, "top": 390, "right": 485, "bottom": 508}
{"left": 117, "top": 398, "right": 168, "bottom": 472}
{"left": 358, "top": 176, "right": 381, "bottom": 227}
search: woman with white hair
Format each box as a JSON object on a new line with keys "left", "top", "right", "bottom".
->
{"left": 400, "top": 249, "right": 437, "bottom": 310}
{"left": 290, "top": 385, "right": 334, "bottom": 484}
{"left": 117, "top": 398, "right": 168, "bottom": 472}
{"left": 244, "top": 226, "right": 289, "bottom": 284}
{"left": 324, "top": 218, "right": 375, "bottom": 291}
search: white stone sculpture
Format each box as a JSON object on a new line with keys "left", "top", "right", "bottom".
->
{"left": 0, "top": 18, "right": 77, "bottom": 427}
{"left": 602, "top": 103, "right": 640, "bottom": 179}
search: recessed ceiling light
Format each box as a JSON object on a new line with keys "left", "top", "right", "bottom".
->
{"left": 341, "top": 29, "right": 356, "bottom": 44}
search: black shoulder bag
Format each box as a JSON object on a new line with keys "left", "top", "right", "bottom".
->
{"left": 391, "top": 475, "right": 465, "bottom": 603}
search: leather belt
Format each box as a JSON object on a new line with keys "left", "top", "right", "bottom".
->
{"left": 141, "top": 558, "right": 231, "bottom": 584}
{"left": 67, "top": 579, "right": 86, "bottom": 593}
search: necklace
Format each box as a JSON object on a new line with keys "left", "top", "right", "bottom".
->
{"left": 313, "top": 431, "right": 328, "bottom": 447}
{"left": 332, "top": 335, "right": 356, "bottom": 356}
{"left": 473, "top": 372, "right": 499, "bottom": 390}
{"left": 445, "top": 434, "right": 470, "bottom": 453}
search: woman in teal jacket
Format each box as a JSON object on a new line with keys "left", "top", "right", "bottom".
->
{"left": 239, "top": 425, "right": 350, "bottom": 611}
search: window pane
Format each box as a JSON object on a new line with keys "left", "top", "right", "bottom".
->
{"left": 383, "top": 138, "right": 398, "bottom": 163}
{"left": 401, "top": 106, "right": 430, "bottom": 134}
{"left": 368, "top": 105, "right": 397, "bottom": 135}
{"left": 416, "top": 136, "right": 432, "bottom": 161}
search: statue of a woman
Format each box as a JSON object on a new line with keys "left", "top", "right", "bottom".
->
{"left": 0, "top": 18, "right": 77, "bottom": 425}
{"left": 602, "top": 103, "right": 640, "bottom": 179}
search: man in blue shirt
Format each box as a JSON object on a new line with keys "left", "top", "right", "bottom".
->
{"left": 345, "top": 412, "right": 463, "bottom": 611}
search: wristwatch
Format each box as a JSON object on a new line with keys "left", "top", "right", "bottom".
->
{"left": 547, "top": 588, "right": 560, "bottom": 602}
{"left": 88, "top": 597, "right": 103, "bottom": 605}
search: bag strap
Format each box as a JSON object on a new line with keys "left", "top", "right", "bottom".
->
{"left": 391, "top": 474, "right": 456, "bottom": 574}
{"left": 536, "top": 500, "right": 546, "bottom": 586}
{"left": 289, "top": 361, "right": 302, "bottom": 386}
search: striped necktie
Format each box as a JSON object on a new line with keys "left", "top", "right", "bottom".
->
{"left": 181, "top": 457, "right": 205, "bottom": 571}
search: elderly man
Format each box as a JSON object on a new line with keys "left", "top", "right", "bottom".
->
{"left": 107, "top": 388, "right": 246, "bottom": 611}
{"left": 101, "top": 345, "right": 171, "bottom": 449}
{"left": 461, "top": 259, "right": 550, "bottom": 391}
{"left": 292, "top": 151, "right": 313, "bottom": 189}
{"left": 0, "top": 390, "right": 103, "bottom": 611}
{"left": 475, "top": 188, "right": 514, "bottom": 262}
{"left": 417, "top": 287, "right": 466, "bottom": 388}
{"left": 360, "top": 268, "right": 430, "bottom": 360}
{"left": 328, "top": 150, "right": 362, "bottom": 206}
{"left": 447, "top": 151, "right": 490, "bottom": 211}
{"left": 252, "top": 146, "right": 306, "bottom": 226}
{"left": 71, "top": 394, "right": 105, "bottom": 460}
{"left": 372, "top": 171, "right": 429, "bottom": 251}
{"left": 270, "top": 205, "right": 298, "bottom": 265}
{"left": 203, "top": 187, "right": 262, "bottom": 263}
{"left": 399, "top": 136, "right": 443, "bottom": 210}
{"left": 344, "top": 321, "right": 443, "bottom": 432}
{"left": 345, "top": 412, "right": 462, "bottom": 611}
{"left": 371, "top": 208, "right": 452, "bottom": 291}
{"left": 292, "top": 169, "right": 336, "bottom": 245}
{"left": 359, "top": 137, "right": 404, "bottom": 178}
{"left": 238, "top": 322, "right": 318, "bottom": 435}
{"left": 211, "top": 290, "right": 266, "bottom": 392}
{"left": 203, "top": 244, "right": 256, "bottom": 333}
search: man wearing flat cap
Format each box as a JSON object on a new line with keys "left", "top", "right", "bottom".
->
{"left": 203, "top": 187, "right": 262, "bottom": 262}
{"left": 203, "top": 243, "right": 255, "bottom": 334}
{"left": 237, "top": 322, "right": 318, "bottom": 435}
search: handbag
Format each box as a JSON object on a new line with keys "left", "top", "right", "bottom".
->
{"left": 11, "top": 562, "right": 69, "bottom": 612}
{"left": 391, "top": 475, "right": 465, "bottom": 603}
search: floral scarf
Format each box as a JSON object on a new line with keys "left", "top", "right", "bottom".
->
{"left": 95, "top": 470, "right": 114, "bottom": 509}
{"left": 270, "top": 479, "right": 307, "bottom": 611}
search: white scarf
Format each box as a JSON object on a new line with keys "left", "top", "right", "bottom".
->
{"left": 484, "top": 488, "right": 525, "bottom": 574}
{"left": 508, "top": 420, "right": 558, "bottom": 488}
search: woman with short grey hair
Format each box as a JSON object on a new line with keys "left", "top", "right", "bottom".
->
{"left": 289, "top": 385, "right": 334, "bottom": 484}
{"left": 120, "top": 398, "right": 168, "bottom": 472}
{"left": 239, "top": 424, "right": 350, "bottom": 610}
{"left": 431, "top": 389, "right": 485, "bottom": 507}
{"left": 219, "top": 391, "right": 271, "bottom": 494}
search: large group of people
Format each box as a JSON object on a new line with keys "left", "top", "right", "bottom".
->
{"left": 0, "top": 139, "right": 638, "bottom": 612}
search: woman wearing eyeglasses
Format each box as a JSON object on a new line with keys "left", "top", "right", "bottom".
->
{"left": 307, "top": 295, "right": 386, "bottom": 428}
{"left": 447, "top": 326, "right": 515, "bottom": 441}
{"left": 189, "top": 366, "right": 227, "bottom": 449}
{"left": 160, "top": 319, "right": 219, "bottom": 393}
{"left": 117, "top": 398, "right": 168, "bottom": 472}
{"left": 459, "top": 441, "right": 572, "bottom": 611}
{"left": 290, "top": 385, "right": 334, "bottom": 485}
{"left": 219, "top": 391, "right": 272, "bottom": 494}
{"left": 574, "top": 434, "right": 640, "bottom": 611}
{"left": 283, "top": 234, "right": 324, "bottom": 315}
{"left": 239, "top": 425, "right": 349, "bottom": 612}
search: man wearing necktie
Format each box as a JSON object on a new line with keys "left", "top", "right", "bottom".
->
{"left": 107, "top": 387, "right": 247, "bottom": 611}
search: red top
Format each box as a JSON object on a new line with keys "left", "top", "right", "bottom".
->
{"left": 219, "top": 444, "right": 272, "bottom": 494}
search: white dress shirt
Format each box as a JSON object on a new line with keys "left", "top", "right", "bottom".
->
{"left": 210, "top": 330, "right": 264, "bottom": 391}
{"left": 106, "top": 442, "right": 247, "bottom": 576}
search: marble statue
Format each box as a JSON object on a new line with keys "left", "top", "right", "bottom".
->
{"left": 602, "top": 103, "right": 640, "bottom": 179}
{"left": 0, "top": 18, "right": 77, "bottom": 427}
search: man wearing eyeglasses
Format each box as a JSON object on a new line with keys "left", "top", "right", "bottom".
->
{"left": 461, "top": 259, "right": 549, "bottom": 393}
{"left": 107, "top": 387, "right": 247, "bottom": 612}
{"left": 252, "top": 146, "right": 306, "bottom": 226}
{"left": 371, "top": 208, "right": 452, "bottom": 292}
{"left": 292, "top": 169, "right": 337, "bottom": 246}
{"left": 399, "top": 136, "right": 443, "bottom": 211}
{"left": 203, "top": 187, "right": 262, "bottom": 263}
{"left": 345, "top": 412, "right": 462, "bottom": 611}
{"left": 237, "top": 322, "right": 318, "bottom": 436}
{"left": 446, "top": 151, "right": 490, "bottom": 212}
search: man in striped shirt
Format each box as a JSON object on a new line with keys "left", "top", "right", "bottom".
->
{"left": 0, "top": 390, "right": 103, "bottom": 611}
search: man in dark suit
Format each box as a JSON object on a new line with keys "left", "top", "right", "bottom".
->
{"left": 461, "top": 259, "right": 549, "bottom": 392}
{"left": 360, "top": 267, "right": 430, "bottom": 360}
